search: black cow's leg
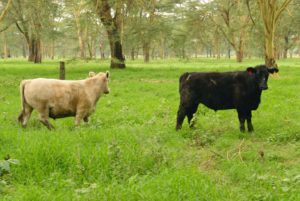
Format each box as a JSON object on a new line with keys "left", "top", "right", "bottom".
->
{"left": 246, "top": 111, "right": 254, "bottom": 132}
{"left": 176, "top": 104, "right": 186, "bottom": 130}
{"left": 187, "top": 104, "right": 199, "bottom": 129}
{"left": 176, "top": 89, "right": 197, "bottom": 130}
{"left": 237, "top": 110, "right": 246, "bottom": 132}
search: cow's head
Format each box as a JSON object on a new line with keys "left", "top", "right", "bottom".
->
{"left": 102, "top": 71, "right": 110, "bottom": 94}
{"left": 91, "top": 71, "right": 110, "bottom": 94}
{"left": 247, "top": 65, "right": 279, "bottom": 90}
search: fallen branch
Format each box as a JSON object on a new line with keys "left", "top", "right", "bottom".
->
{"left": 209, "top": 150, "right": 224, "bottom": 159}
{"left": 238, "top": 139, "right": 245, "bottom": 163}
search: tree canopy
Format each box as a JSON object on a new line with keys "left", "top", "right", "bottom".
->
{"left": 0, "top": 0, "right": 298, "bottom": 67}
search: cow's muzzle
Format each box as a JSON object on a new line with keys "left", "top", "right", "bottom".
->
{"left": 260, "top": 85, "right": 268, "bottom": 90}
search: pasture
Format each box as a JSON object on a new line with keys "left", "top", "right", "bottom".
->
{"left": 0, "top": 59, "right": 299, "bottom": 200}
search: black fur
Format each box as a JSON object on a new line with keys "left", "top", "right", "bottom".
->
{"left": 176, "top": 64, "right": 278, "bottom": 132}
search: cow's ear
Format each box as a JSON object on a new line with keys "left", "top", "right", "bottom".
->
{"left": 106, "top": 71, "right": 110, "bottom": 78}
{"left": 267, "top": 67, "right": 279, "bottom": 74}
{"left": 246, "top": 67, "right": 256, "bottom": 75}
{"left": 89, "top": 71, "right": 96, "bottom": 77}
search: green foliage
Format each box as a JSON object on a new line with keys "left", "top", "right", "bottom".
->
{"left": 0, "top": 159, "right": 19, "bottom": 177}
{"left": 0, "top": 158, "right": 19, "bottom": 194}
{"left": 0, "top": 58, "right": 299, "bottom": 200}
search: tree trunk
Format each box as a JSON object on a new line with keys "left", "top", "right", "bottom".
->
{"left": 107, "top": 29, "right": 125, "bottom": 68}
{"left": 87, "top": 40, "right": 93, "bottom": 59}
{"left": 2, "top": 32, "right": 8, "bottom": 58}
{"left": 93, "top": 46, "right": 97, "bottom": 59}
{"left": 22, "top": 42, "right": 27, "bottom": 58}
{"left": 78, "top": 34, "right": 85, "bottom": 58}
{"left": 51, "top": 40, "right": 55, "bottom": 60}
{"left": 28, "top": 40, "right": 34, "bottom": 61}
{"left": 160, "top": 36, "right": 165, "bottom": 59}
{"left": 151, "top": 47, "right": 156, "bottom": 60}
{"left": 131, "top": 48, "right": 135, "bottom": 60}
{"left": 283, "top": 36, "right": 289, "bottom": 59}
{"left": 264, "top": 32, "right": 276, "bottom": 67}
{"left": 236, "top": 50, "right": 243, "bottom": 62}
{"left": 227, "top": 46, "right": 231, "bottom": 59}
{"left": 95, "top": 0, "right": 125, "bottom": 68}
{"left": 99, "top": 41, "right": 105, "bottom": 59}
{"left": 143, "top": 42, "right": 150, "bottom": 63}
{"left": 28, "top": 38, "right": 42, "bottom": 63}
{"left": 74, "top": 5, "right": 86, "bottom": 59}
{"left": 216, "top": 46, "right": 220, "bottom": 59}
{"left": 214, "top": 30, "right": 221, "bottom": 59}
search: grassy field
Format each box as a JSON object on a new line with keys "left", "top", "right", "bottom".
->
{"left": 0, "top": 58, "right": 299, "bottom": 200}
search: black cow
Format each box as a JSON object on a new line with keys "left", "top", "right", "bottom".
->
{"left": 176, "top": 64, "right": 278, "bottom": 132}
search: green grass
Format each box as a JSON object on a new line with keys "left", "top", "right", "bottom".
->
{"left": 0, "top": 58, "right": 299, "bottom": 200}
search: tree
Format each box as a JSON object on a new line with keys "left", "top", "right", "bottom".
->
{"left": 10, "top": 0, "right": 56, "bottom": 63}
{"left": 65, "top": 0, "right": 99, "bottom": 59}
{"left": 0, "top": 0, "right": 12, "bottom": 23}
{"left": 72, "top": 0, "right": 87, "bottom": 59}
{"left": 122, "top": 0, "right": 172, "bottom": 62}
{"left": 1, "top": 0, "right": 299, "bottom": 62}
{"left": 211, "top": 0, "right": 252, "bottom": 62}
{"left": 11, "top": 0, "right": 41, "bottom": 63}
{"left": 94, "top": 0, "right": 125, "bottom": 68}
{"left": 141, "top": 0, "right": 157, "bottom": 63}
{"left": 257, "top": 0, "right": 293, "bottom": 67}
{"left": 275, "top": 1, "right": 300, "bottom": 58}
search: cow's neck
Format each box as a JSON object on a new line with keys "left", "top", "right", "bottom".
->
{"left": 85, "top": 78, "right": 103, "bottom": 104}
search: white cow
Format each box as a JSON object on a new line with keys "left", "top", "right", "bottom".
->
{"left": 18, "top": 71, "right": 110, "bottom": 130}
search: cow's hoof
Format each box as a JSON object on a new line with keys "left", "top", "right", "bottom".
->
{"left": 189, "top": 125, "right": 196, "bottom": 130}
{"left": 47, "top": 125, "right": 55, "bottom": 130}
{"left": 47, "top": 127, "right": 54, "bottom": 131}
{"left": 176, "top": 125, "right": 182, "bottom": 131}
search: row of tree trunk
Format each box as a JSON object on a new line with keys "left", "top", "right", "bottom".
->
{"left": 2, "top": 35, "right": 299, "bottom": 61}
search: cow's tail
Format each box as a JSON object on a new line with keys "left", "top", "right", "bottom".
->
{"left": 179, "top": 72, "right": 190, "bottom": 93}
{"left": 18, "top": 80, "right": 29, "bottom": 123}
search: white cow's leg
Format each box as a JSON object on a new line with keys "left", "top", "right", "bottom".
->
{"left": 18, "top": 104, "right": 33, "bottom": 128}
{"left": 22, "top": 105, "right": 33, "bottom": 127}
{"left": 37, "top": 106, "right": 54, "bottom": 130}
{"left": 75, "top": 110, "right": 87, "bottom": 127}
{"left": 75, "top": 104, "right": 89, "bottom": 127}
{"left": 83, "top": 116, "right": 89, "bottom": 123}
{"left": 75, "top": 113, "right": 84, "bottom": 126}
